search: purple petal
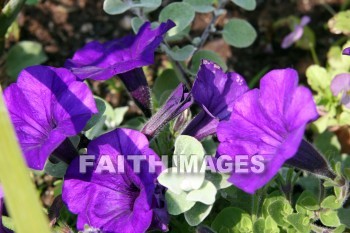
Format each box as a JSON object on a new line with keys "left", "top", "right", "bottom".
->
{"left": 281, "top": 26, "right": 304, "bottom": 49}
{"left": 142, "top": 84, "right": 193, "bottom": 138}
{"left": 192, "top": 60, "right": 249, "bottom": 120}
{"left": 217, "top": 68, "right": 318, "bottom": 194}
{"left": 4, "top": 66, "right": 97, "bottom": 170}
{"left": 65, "top": 20, "right": 175, "bottom": 80}
{"left": 342, "top": 47, "right": 350, "bottom": 56}
{"left": 330, "top": 73, "right": 350, "bottom": 96}
{"left": 119, "top": 68, "right": 152, "bottom": 117}
{"left": 63, "top": 128, "right": 167, "bottom": 233}
{"left": 300, "top": 16, "right": 311, "bottom": 27}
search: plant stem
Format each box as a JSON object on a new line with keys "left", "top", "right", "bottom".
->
{"left": 309, "top": 45, "right": 320, "bottom": 65}
{"left": 0, "top": 0, "right": 26, "bottom": 52}
{"left": 0, "top": 87, "right": 51, "bottom": 233}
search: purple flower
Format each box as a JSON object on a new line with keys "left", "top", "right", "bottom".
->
{"left": 330, "top": 73, "right": 350, "bottom": 108}
{"left": 182, "top": 60, "right": 249, "bottom": 140}
{"left": 65, "top": 20, "right": 175, "bottom": 80}
{"left": 4, "top": 66, "right": 97, "bottom": 170}
{"left": 343, "top": 47, "right": 350, "bottom": 55}
{"left": 217, "top": 68, "right": 318, "bottom": 194}
{"left": 62, "top": 128, "right": 168, "bottom": 233}
{"left": 65, "top": 20, "right": 174, "bottom": 117}
{"left": 281, "top": 16, "right": 310, "bottom": 49}
{"left": 142, "top": 83, "right": 193, "bottom": 139}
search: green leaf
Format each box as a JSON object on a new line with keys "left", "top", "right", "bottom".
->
{"left": 165, "top": 190, "right": 196, "bottom": 215}
{"left": 253, "top": 218, "right": 266, "bottom": 233}
{"left": 44, "top": 158, "right": 68, "bottom": 178}
{"left": 231, "top": 0, "right": 256, "bottom": 10}
{"left": 5, "top": 41, "right": 48, "bottom": 80}
{"left": 205, "top": 172, "right": 231, "bottom": 190}
{"left": 211, "top": 207, "right": 253, "bottom": 233}
{"left": 183, "top": 0, "right": 215, "bottom": 13}
{"left": 328, "top": 10, "right": 350, "bottom": 35}
{"left": 131, "top": 17, "right": 144, "bottom": 33}
{"left": 159, "top": 2, "right": 195, "bottom": 37}
{"left": 222, "top": 18, "right": 257, "bottom": 48}
{"left": 268, "top": 199, "right": 293, "bottom": 227}
{"left": 296, "top": 191, "right": 320, "bottom": 213}
{"left": 320, "top": 209, "right": 341, "bottom": 227}
{"left": 122, "top": 116, "right": 146, "bottom": 130}
{"left": 305, "top": 65, "right": 332, "bottom": 94}
{"left": 84, "top": 97, "right": 108, "bottom": 131}
{"left": 174, "top": 135, "right": 205, "bottom": 161}
{"left": 321, "top": 195, "right": 342, "bottom": 210}
{"left": 186, "top": 180, "right": 217, "bottom": 205}
{"left": 153, "top": 69, "right": 180, "bottom": 102}
{"left": 338, "top": 208, "right": 350, "bottom": 228}
{"left": 184, "top": 203, "right": 213, "bottom": 226}
{"left": 162, "top": 44, "right": 196, "bottom": 61}
{"left": 261, "top": 191, "right": 285, "bottom": 218}
{"left": 190, "top": 50, "right": 227, "bottom": 73}
{"left": 327, "top": 45, "right": 350, "bottom": 71}
{"left": 314, "top": 131, "right": 341, "bottom": 159}
{"left": 286, "top": 213, "right": 311, "bottom": 233}
{"left": 265, "top": 216, "right": 280, "bottom": 232}
{"left": 103, "top": 0, "right": 161, "bottom": 15}
{"left": 103, "top": 0, "right": 130, "bottom": 14}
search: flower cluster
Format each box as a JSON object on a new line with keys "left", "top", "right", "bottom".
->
{"left": 3, "top": 20, "right": 328, "bottom": 233}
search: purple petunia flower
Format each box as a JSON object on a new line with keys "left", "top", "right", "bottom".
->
{"left": 62, "top": 128, "right": 168, "bottom": 233}
{"left": 65, "top": 20, "right": 174, "bottom": 117}
{"left": 330, "top": 73, "right": 350, "bottom": 108}
{"left": 343, "top": 47, "right": 350, "bottom": 55}
{"left": 217, "top": 68, "right": 318, "bottom": 194}
{"left": 4, "top": 66, "right": 97, "bottom": 170}
{"left": 281, "top": 16, "right": 310, "bottom": 49}
{"left": 182, "top": 60, "right": 249, "bottom": 140}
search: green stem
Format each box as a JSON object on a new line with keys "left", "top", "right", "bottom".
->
{"left": 309, "top": 45, "right": 320, "bottom": 65}
{"left": 0, "top": 88, "right": 51, "bottom": 233}
{"left": 0, "top": 0, "right": 26, "bottom": 52}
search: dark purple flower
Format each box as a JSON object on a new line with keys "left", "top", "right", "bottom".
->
{"left": 343, "top": 47, "right": 350, "bottom": 55}
{"left": 142, "top": 83, "right": 193, "bottom": 139}
{"left": 65, "top": 20, "right": 174, "bottom": 117}
{"left": 182, "top": 60, "right": 249, "bottom": 140}
{"left": 281, "top": 16, "right": 310, "bottom": 49}
{"left": 0, "top": 187, "right": 12, "bottom": 233}
{"left": 217, "top": 68, "right": 318, "bottom": 194}
{"left": 330, "top": 73, "right": 350, "bottom": 108}
{"left": 62, "top": 128, "right": 168, "bottom": 233}
{"left": 4, "top": 66, "right": 97, "bottom": 170}
{"left": 65, "top": 20, "right": 175, "bottom": 80}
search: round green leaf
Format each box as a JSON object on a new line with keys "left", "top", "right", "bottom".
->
{"left": 153, "top": 69, "right": 180, "bottom": 102}
{"left": 186, "top": 180, "right": 217, "bottom": 205}
{"left": 103, "top": 0, "right": 130, "bottom": 15}
{"left": 320, "top": 209, "right": 341, "bottom": 227}
{"left": 165, "top": 190, "right": 196, "bottom": 215}
{"left": 328, "top": 10, "right": 350, "bottom": 35}
{"left": 162, "top": 44, "right": 196, "bottom": 61}
{"left": 159, "top": 2, "right": 195, "bottom": 37}
{"left": 5, "top": 41, "right": 48, "bottom": 80}
{"left": 190, "top": 50, "right": 227, "bottom": 73}
{"left": 211, "top": 207, "right": 253, "bottom": 233}
{"left": 231, "top": 0, "right": 256, "bottom": 10}
{"left": 321, "top": 195, "right": 342, "bottom": 210}
{"left": 183, "top": 0, "right": 215, "bottom": 13}
{"left": 222, "top": 18, "right": 257, "bottom": 48}
{"left": 184, "top": 203, "right": 213, "bottom": 226}
{"left": 286, "top": 213, "right": 311, "bottom": 233}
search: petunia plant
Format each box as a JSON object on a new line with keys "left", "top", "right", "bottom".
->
{"left": 1, "top": 2, "right": 350, "bottom": 233}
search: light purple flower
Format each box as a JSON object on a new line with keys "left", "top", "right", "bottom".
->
{"left": 343, "top": 47, "right": 350, "bottom": 55}
{"left": 217, "top": 68, "right": 318, "bottom": 194}
{"left": 330, "top": 73, "right": 350, "bottom": 108}
{"left": 62, "top": 128, "right": 168, "bottom": 233}
{"left": 65, "top": 20, "right": 175, "bottom": 81}
{"left": 182, "top": 60, "right": 249, "bottom": 140}
{"left": 4, "top": 66, "right": 97, "bottom": 170}
{"left": 281, "top": 16, "right": 311, "bottom": 49}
